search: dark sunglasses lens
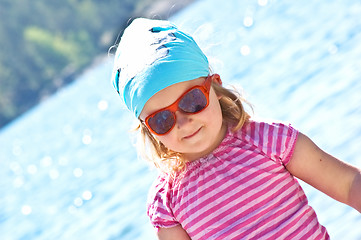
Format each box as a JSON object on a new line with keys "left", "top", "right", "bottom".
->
{"left": 148, "top": 110, "right": 175, "bottom": 135}
{"left": 179, "top": 88, "right": 207, "bottom": 113}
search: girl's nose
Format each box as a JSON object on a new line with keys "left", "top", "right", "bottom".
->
{"left": 175, "top": 111, "right": 192, "bottom": 129}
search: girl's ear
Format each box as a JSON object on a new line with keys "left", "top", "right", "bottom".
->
{"left": 210, "top": 74, "right": 222, "bottom": 85}
{"left": 210, "top": 74, "right": 223, "bottom": 100}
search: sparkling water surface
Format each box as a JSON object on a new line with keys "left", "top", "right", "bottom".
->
{"left": 1, "top": 0, "right": 361, "bottom": 239}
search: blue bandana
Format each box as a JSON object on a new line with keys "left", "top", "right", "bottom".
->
{"left": 111, "top": 18, "right": 209, "bottom": 118}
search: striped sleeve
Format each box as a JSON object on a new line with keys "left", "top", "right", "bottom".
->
{"left": 245, "top": 121, "right": 299, "bottom": 165}
{"left": 147, "top": 175, "right": 179, "bottom": 229}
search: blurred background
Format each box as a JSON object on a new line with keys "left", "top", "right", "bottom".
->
{"left": 1, "top": 0, "right": 361, "bottom": 239}
{"left": 0, "top": 0, "right": 194, "bottom": 129}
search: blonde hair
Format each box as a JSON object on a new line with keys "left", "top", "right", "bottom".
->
{"left": 134, "top": 81, "right": 252, "bottom": 174}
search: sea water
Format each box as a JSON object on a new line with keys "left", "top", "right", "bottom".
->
{"left": 1, "top": 0, "right": 361, "bottom": 239}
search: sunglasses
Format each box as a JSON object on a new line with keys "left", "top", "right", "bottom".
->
{"left": 143, "top": 76, "right": 212, "bottom": 135}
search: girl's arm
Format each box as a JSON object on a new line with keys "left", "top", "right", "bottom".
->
{"left": 286, "top": 132, "right": 361, "bottom": 212}
{"left": 157, "top": 225, "right": 191, "bottom": 240}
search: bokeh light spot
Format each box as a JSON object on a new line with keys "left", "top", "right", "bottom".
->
{"left": 97, "top": 100, "right": 108, "bottom": 111}
{"left": 73, "top": 168, "right": 83, "bottom": 178}
{"left": 21, "top": 205, "right": 32, "bottom": 215}
{"left": 82, "top": 190, "right": 93, "bottom": 200}
{"left": 240, "top": 45, "right": 251, "bottom": 56}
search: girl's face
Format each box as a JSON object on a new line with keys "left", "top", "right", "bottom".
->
{"left": 139, "top": 75, "right": 227, "bottom": 161}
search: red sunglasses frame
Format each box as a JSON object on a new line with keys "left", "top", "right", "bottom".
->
{"left": 144, "top": 76, "right": 212, "bottom": 135}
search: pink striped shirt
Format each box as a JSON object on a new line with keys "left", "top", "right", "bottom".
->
{"left": 147, "top": 121, "right": 329, "bottom": 239}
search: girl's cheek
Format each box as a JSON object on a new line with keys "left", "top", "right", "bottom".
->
{"left": 156, "top": 134, "right": 173, "bottom": 147}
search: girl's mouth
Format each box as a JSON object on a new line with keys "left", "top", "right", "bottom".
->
{"left": 183, "top": 127, "right": 202, "bottom": 139}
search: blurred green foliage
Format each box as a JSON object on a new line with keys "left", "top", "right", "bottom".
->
{"left": 0, "top": 0, "right": 180, "bottom": 128}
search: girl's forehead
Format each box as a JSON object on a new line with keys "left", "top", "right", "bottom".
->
{"left": 139, "top": 77, "right": 205, "bottom": 119}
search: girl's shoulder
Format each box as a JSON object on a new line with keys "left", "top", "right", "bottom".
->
{"left": 234, "top": 118, "right": 299, "bottom": 164}
{"left": 147, "top": 171, "right": 177, "bottom": 205}
{"left": 148, "top": 172, "right": 171, "bottom": 195}
{"left": 146, "top": 172, "right": 180, "bottom": 228}
{"left": 234, "top": 118, "right": 298, "bottom": 141}
{"left": 240, "top": 118, "right": 295, "bottom": 132}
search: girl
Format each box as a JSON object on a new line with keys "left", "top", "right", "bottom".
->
{"left": 111, "top": 18, "right": 361, "bottom": 239}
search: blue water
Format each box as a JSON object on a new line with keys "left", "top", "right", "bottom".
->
{"left": 1, "top": 0, "right": 361, "bottom": 239}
